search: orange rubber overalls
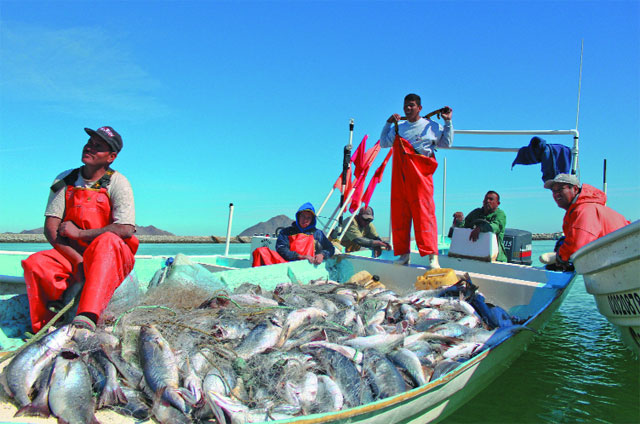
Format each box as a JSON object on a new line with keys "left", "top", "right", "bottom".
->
{"left": 22, "top": 170, "right": 138, "bottom": 332}
{"left": 252, "top": 233, "right": 315, "bottom": 267}
{"left": 391, "top": 133, "right": 439, "bottom": 256}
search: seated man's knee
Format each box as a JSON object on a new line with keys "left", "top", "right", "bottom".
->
{"left": 93, "top": 231, "right": 122, "bottom": 245}
{"left": 85, "top": 232, "right": 126, "bottom": 255}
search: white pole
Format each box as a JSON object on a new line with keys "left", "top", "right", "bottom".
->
{"left": 576, "top": 40, "right": 584, "bottom": 133}
{"left": 326, "top": 185, "right": 358, "bottom": 237}
{"left": 338, "top": 208, "right": 359, "bottom": 242}
{"left": 322, "top": 202, "right": 344, "bottom": 233}
{"left": 441, "top": 156, "right": 447, "bottom": 242}
{"left": 224, "top": 203, "right": 234, "bottom": 256}
{"left": 573, "top": 39, "right": 584, "bottom": 178}
{"left": 603, "top": 159, "right": 608, "bottom": 205}
{"left": 316, "top": 187, "right": 335, "bottom": 220}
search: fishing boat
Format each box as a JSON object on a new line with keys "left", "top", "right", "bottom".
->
{"left": 571, "top": 220, "right": 640, "bottom": 355}
{"left": 0, "top": 250, "right": 575, "bottom": 423}
{"left": 0, "top": 122, "right": 583, "bottom": 422}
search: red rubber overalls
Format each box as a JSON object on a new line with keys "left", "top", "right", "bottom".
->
{"left": 391, "top": 134, "right": 439, "bottom": 256}
{"left": 252, "top": 233, "right": 315, "bottom": 267}
{"left": 22, "top": 179, "right": 138, "bottom": 332}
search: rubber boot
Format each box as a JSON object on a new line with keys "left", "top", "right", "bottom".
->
{"left": 394, "top": 253, "right": 411, "bottom": 265}
{"left": 428, "top": 254, "right": 440, "bottom": 269}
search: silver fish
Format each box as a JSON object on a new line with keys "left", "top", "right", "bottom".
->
{"left": 181, "top": 355, "right": 203, "bottom": 407}
{"left": 388, "top": 347, "right": 428, "bottom": 386}
{"left": 211, "top": 320, "right": 251, "bottom": 341}
{"left": 95, "top": 348, "right": 128, "bottom": 409}
{"left": 362, "top": 349, "right": 407, "bottom": 400}
{"left": 430, "top": 359, "right": 461, "bottom": 381}
{"left": 276, "top": 307, "right": 328, "bottom": 347}
{"left": 13, "top": 362, "right": 53, "bottom": 418}
{"left": 235, "top": 318, "right": 282, "bottom": 359}
{"left": 342, "top": 333, "right": 405, "bottom": 352}
{"left": 443, "top": 342, "right": 484, "bottom": 360}
{"left": 309, "top": 346, "right": 373, "bottom": 408}
{"left": 109, "top": 385, "right": 150, "bottom": 420}
{"left": 300, "top": 341, "right": 364, "bottom": 364}
{"left": 2, "top": 324, "right": 75, "bottom": 407}
{"left": 101, "top": 343, "right": 144, "bottom": 389}
{"left": 315, "top": 374, "right": 344, "bottom": 412}
{"left": 400, "top": 304, "right": 419, "bottom": 324}
{"left": 229, "top": 293, "right": 279, "bottom": 307}
{"left": 138, "top": 324, "right": 185, "bottom": 412}
{"left": 334, "top": 308, "right": 357, "bottom": 327}
{"left": 151, "top": 387, "right": 192, "bottom": 424}
{"left": 48, "top": 350, "right": 99, "bottom": 424}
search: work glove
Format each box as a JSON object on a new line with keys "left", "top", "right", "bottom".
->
{"left": 539, "top": 252, "right": 557, "bottom": 265}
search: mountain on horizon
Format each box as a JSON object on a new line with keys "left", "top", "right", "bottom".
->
{"left": 238, "top": 214, "right": 293, "bottom": 237}
{"left": 19, "top": 225, "right": 175, "bottom": 236}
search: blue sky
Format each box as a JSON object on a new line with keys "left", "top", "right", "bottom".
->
{"left": 1, "top": 0, "right": 638, "bottom": 237}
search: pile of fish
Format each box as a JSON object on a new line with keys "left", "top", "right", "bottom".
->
{"left": 0, "top": 274, "right": 530, "bottom": 423}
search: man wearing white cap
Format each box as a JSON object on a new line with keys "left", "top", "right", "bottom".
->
{"left": 539, "top": 174, "right": 629, "bottom": 269}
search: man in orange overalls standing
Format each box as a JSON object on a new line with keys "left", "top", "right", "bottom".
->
{"left": 380, "top": 93, "right": 453, "bottom": 267}
{"left": 22, "top": 126, "right": 138, "bottom": 333}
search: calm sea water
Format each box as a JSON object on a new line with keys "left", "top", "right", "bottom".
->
{"left": 2, "top": 241, "right": 638, "bottom": 423}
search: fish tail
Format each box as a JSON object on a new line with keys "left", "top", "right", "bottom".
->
{"left": 14, "top": 403, "right": 51, "bottom": 418}
{"left": 162, "top": 387, "right": 187, "bottom": 413}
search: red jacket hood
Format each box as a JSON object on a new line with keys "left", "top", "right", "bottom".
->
{"left": 571, "top": 184, "right": 606, "bottom": 209}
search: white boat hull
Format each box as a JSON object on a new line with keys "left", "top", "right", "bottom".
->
{"left": 572, "top": 220, "right": 640, "bottom": 355}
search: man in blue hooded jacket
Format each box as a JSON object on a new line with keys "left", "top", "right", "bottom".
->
{"left": 252, "top": 202, "right": 335, "bottom": 266}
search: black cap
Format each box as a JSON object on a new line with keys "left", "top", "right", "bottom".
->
{"left": 84, "top": 126, "right": 123, "bottom": 153}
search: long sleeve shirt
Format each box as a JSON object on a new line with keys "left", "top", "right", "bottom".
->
{"left": 340, "top": 220, "right": 382, "bottom": 252}
{"left": 380, "top": 118, "right": 453, "bottom": 157}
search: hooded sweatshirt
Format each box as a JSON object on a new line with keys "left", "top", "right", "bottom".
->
{"left": 559, "top": 184, "right": 630, "bottom": 261}
{"left": 276, "top": 202, "right": 335, "bottom": 261}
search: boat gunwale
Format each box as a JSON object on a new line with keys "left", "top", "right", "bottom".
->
{"left": 0, "top": 254, "right": 577, "bottom": 423}
{"left": 571, "top": 220, "right": 639, "bottom": 265}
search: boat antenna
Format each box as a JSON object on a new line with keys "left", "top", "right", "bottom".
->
{"left": 338, "top": 119, "right": 354, "bottom": 232}
{"left": 573, "top": 39, "right": 584, "bottom": 178}
{"left": 575, "top": 40, "right": 583, "bottom": 132}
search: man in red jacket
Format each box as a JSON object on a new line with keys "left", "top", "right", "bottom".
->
{"left": 540, "top": 174, "right": 630, "bottom": 270}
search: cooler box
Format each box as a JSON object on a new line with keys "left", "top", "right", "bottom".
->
{"left": 448, "top": 227, "right": 498, "bottom": 262}
{"left": 250, "top": 236, "right": 277, "bottom": 254}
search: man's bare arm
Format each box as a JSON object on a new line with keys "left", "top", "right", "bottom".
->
{"left": 58, "top": 221, "right": 135, "bottom": 244}
{"left": 44, "top": 216, "right": 84, "bottom": 272}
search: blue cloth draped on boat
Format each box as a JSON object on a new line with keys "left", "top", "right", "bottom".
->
{"left": 511, "top": 137, "right": 572, "bottom": 182}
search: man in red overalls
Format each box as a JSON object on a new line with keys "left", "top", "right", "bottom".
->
{"left": 380, "top": 94, "right": 453, "bottom": 267}
{"left": 22, "top": 126, "right": 138, "bottom": 333}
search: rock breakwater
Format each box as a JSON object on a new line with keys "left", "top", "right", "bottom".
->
{"left": 0, "top": 234, "right": 253, "bottom": 243}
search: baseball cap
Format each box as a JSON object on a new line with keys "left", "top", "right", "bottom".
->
{"left": 544, "top": 173, "right": 581, "bottom": 189}
{"left": 360, "top": 206, "right": 374, "bottom": 220}
{"left": 84, "top": 126, "right": 123, "bottom": 153}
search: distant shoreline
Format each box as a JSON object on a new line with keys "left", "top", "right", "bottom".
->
{"left": 0, "top": 232, "right": 562, "bottom": 243}
{"left": 0, "top": 234, "right": 254, "bottom": 243}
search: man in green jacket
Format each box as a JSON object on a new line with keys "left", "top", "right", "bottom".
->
{"left": 452, "top": 191, "right": 507, "bottom": 262}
